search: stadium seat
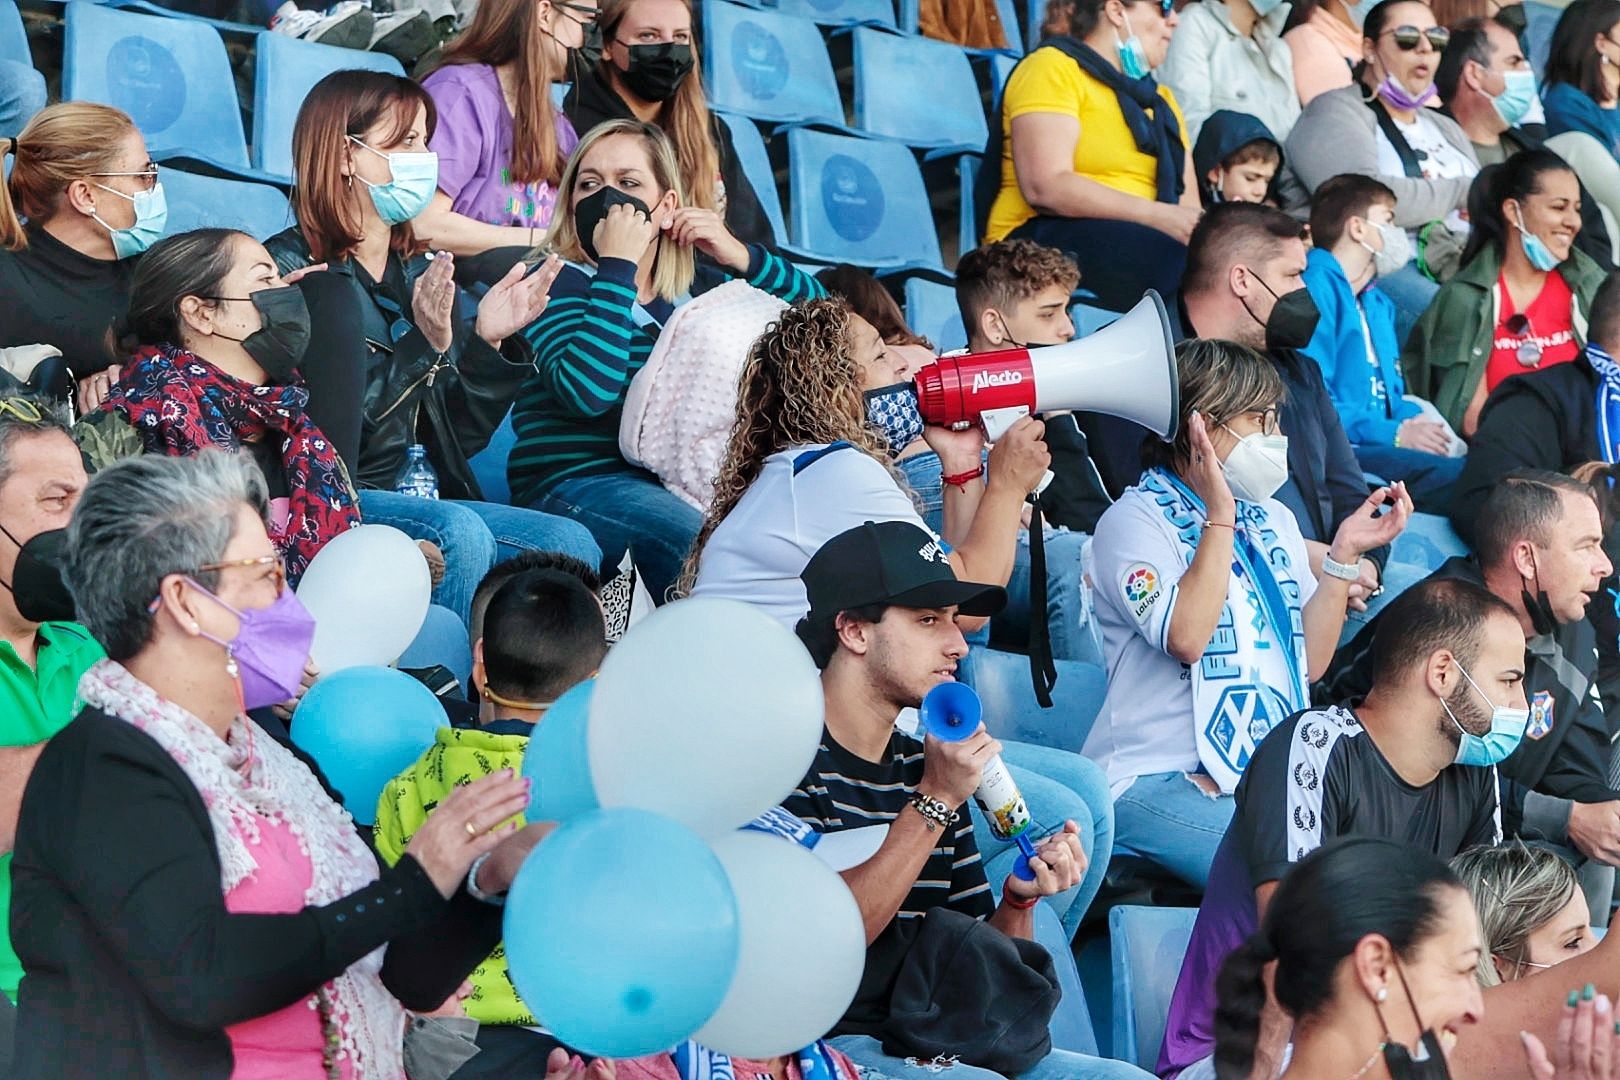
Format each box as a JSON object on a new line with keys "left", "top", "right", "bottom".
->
{"left": 702, "top": 0, "right": 844, "bottom": 127}
{"left": 397, "top": 603, "right": 474, "bottom": 687}
{"left": 0, "top": 2, "right": 31, "bottom": 68}
{"left": 987, "top": 51, "right": 1019, "bottom": 106}
{"left": 784, "top": 128, "right": 943, "bottom": 270}
{"left": 160, "top": 167, "right": 293, "bottom": 239}
{"left": 63, "top": 2, "right": 282, "bottom": 182}
{"left": 468, "top": 409, "right": 518, "bottom": 506}
{"left": 716, "top": 111, "right": 788, "bottom": 242}
{"left": 1110, "top": 905, "right": 1198, "bottom": 1070}
{"left": 904, "top": 277, "right": 967, "bottom": 352}
{"left": 253, "top": 30, "right": 405, "bottom": 181}
{"left": 101, "top": 0, "right": 265, "bottom": 37}
{"left": 851, "top": 28, "right": 986, "bottom": 153}
{"left": 898, "top": 0, "right": 1023, "bottom": 55}
{"left": 960, "top": 646, "right": 1109, "bottom": 752}
{"left": 769, "top": 0, "right": 896, "bottom": 28}
{"left": 1524, "top": 0, "right": 1559, "bottom": 80}
{"left": 1035, "top": 899, "right": 1102, "bottom": 1056}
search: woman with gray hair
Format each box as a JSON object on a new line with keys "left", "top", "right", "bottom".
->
{"left": 8, "top": 450, "right": 545, "bottom": 1079}
{"left": 1453, "top": 841, "right": 1598, "bottom": 986}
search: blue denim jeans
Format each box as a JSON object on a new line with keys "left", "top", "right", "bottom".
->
{"left": 830, "top": 1035, "right": 1152, "bottom": 1079}
{"left": 1378, "top": 259, "right": 1442, "bottom": 349}
{"left": 972, "top": 740, "right": 1113, "bottom": 937}
{"left": 359, "top": 491, "right": 601, "bottom": 627}
{"left": 1352, "top": 442, "right": 1465, "bottom": 512}
{"left": 527, "top": 470, "right": 704, "bottom": 605}
{"left": 1113, "top": 771, "right": 1235, "bottom": 889}
{"left": 0, "top": 59, "right": 45, "bottom": 138}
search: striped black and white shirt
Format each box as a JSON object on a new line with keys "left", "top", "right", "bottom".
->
{"left": 781, "top": 728, "right": 996, "bottom": 922}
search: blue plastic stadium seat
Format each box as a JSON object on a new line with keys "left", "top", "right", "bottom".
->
{"left": 852, "top": 28, "right": 986, "bottom": 153}
{"left": 768, "top": 0, "right": 895, "bottom": 28}
{"left": 904, "top": 277, "right": 967, "bottom": 352}
{"left": 1034, "top": 899, "right": 1102, "bottom": 1056}
{"left": 785, "top": 128, "right": 943, "bottom": 270}
{"left": 988, "top": 51, "right": 1019, "bottom": 106}
{"left": 253, "top": 31, "right": 405, "bottom": 181}
{"left": 1524, "top": 0, "right": 1559, "bottom": 80}
{"left": 1, "top": 2, "right": 32, "bottom": 68}
{"left": 160, "top": 167, "right": 293, "bottom": 240}
{"left": 960, "top": 646, "right": 1109, "bottom": 752}
{"left": 716, "top": 111, "right": 787, "bottom": 242}
{"left": 1110, "top": 905, "right": 1198, "bottom": 1070}
{"left": 397, "top": 603, "right": 473, "bottom": 687}
{"left": 702, "top": 0, "right": 844, "bottom": 126}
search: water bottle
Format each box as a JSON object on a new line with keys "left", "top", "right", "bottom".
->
{"left": 394, "top": 444, "right": 439, "bottom": 499}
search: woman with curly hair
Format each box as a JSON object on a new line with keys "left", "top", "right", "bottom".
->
{"left": 684, "top": 297, "right": 1051, "bottom": 628}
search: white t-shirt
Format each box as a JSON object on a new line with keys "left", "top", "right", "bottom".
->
{"left": 1374, "top": 110, "right": 1477, "bottom": 233}
{"left": 690, "top": 442, "right": 939, "bottom": 628}
{"left": 1083, "top": 483, "right": 1316, "bottom": 798}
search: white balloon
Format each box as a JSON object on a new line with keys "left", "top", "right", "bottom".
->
{"left": 296, "top": 525, "right": 431, "bottom": 674}
{"left": 586, "top": 598, "right": 823, "bottom": 838}
{"left": 695, "top": 831, "right": 866, "bottom": 1058}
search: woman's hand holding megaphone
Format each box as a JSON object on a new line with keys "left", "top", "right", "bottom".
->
{"left": 1183, "top": 411, "right": 1238, "bottom": 527}
{"left": 984, "top": 416, "right": 1050, "bottom": 496}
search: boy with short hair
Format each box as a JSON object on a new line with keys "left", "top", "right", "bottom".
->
{"left": 1192, "top": 111, "right": 1283, "bottom": 207}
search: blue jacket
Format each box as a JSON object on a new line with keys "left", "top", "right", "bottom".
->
{"left": 1544, "top": 82, "right": 1620, "bottom": 156}
{"left": 1300, "top": 246, "right": 1416, "bottom": 447}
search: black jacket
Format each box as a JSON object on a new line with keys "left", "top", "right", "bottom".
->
{"left": 265, "top": 227, "right": 531, "bottom": 501}
{"left": 1321, "top": 556, "right": 1620, "bottom": 842}
{"left": 0, "top": 225, "right": 138, "bottom": 379}
{"left": 10, "top": 707, "right": 501, "bottom": 1079}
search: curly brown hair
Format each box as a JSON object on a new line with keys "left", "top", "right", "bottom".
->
{"left": 677, "top": 297, "right": 900, "bottom": 593}
{"left": 955, "top": 239, "right": 1080, "bottom": 335}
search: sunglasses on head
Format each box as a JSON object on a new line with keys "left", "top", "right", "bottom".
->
{"left": 1382, "top": 24, "right": 1450, "bottom": 50}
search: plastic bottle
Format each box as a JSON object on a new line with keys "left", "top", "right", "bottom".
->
{"left": 394, "top": 444, "right": 439, "bottom": 499}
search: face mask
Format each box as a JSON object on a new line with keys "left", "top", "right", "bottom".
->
{"left": 1376, "top": 957, "right": 1456, "bottom": 1079}
{"left": 572, "top": 21, "right": 605, "bottom": 71}
{"left": 206, "top": 286, "right": 312, "bottom": 383}
{"left": 1343, "top": 0, "right": 1377, "bottom": 28}
{"left": 92, "top": 182, "right": 168, "bottom": 259}
{"left": 994, "top": 312, "right": 1030, "bottom": 349}
{"left": 1250, "top": 0, "right": 1285, "bottom": 16}
{"left": 1490, "top": 68, "right": 1538, "bottom": 127}
{"left": 1362, "top": 220, "right": 1413, "bottom": 279}
{"left": 0, "top": 523, "right": 74, "bottom": 624}
{"left": 188, "top": 579, "right": 317, "bottom": 711}
{"left": 1512, "top": 203, "right": 1562, "bottom": 272}
{"left": 1496, "top": 2, "right": 1528, "bottom": 37}
{"left": 1378, "top": 75, "right": 1440, "bottom": 111}
{"left": 349, "top": 138, "right": 438, "bottom": 226}
{"left": 617, "top": 41, "right": 695, "bottom": 103}
{"left": 1115, "top": 10, "right": 1151, "bottom": 79}
{"left": 1439, "top": 658, "right": 1530, "bottom": 766}
{"left": 1242, "top": 268, "right": 1322, "bottom": 352}
{"left": 864, "top": 382, "right": 925, "bottom": 457}
{"left": 1220, "top": 425, "right": 1290, "bottom": 503}
{"left": 573, "top": 185, "right": 654, "bottom": 262}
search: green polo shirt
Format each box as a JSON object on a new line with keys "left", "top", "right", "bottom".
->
{"left": 0, "top": 621, "right": 104, "bottom": 1000}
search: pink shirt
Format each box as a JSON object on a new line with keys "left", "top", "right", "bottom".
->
{"left": 1286, "top": 9, "right": 1362, "bottom": 105}
{"left": 223, "top": 817, "right": 356, "bottom": 1080}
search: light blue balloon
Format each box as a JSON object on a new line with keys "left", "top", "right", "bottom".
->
{"left": 521, "top": 680, "right": 598, "bottom": 821}
{"left": 290, "top": 666, "right": 444, "bottom": 826}
{"left": 503, "top": 808, "right": 740, "bottom": 1057}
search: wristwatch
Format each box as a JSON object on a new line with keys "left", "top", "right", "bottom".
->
{"left": 1321, "top": 553, "right": 1362, "bottom": 582}
{"left": 910, "top": 791, "right": 960, "bottom": 832}
{"left": 465, "top": 851, "right": 506, "bottom": 906}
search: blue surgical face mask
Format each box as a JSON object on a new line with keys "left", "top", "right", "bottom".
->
{"left": 1440, "top": 660, "right": 1530, "bottom": 767}
{"left": 1342, "top": 0, "right": 1377, "bottom": 29}
{"left": 1115, "top": 10, "right": 1151, "bottom": 79}
{"left": 1250, "top": 0, "right": 1285, "bottom": 17}
{"left": 92, "top": 182, "right": 168, "bottom": 259}
{"left": 864, "top": 382, "right": 925, "bottom": 458}
{"left": 349, "top": 136, "right": 438, "bottom": 226}
{"left": 1491, "top": 68, "right": 1538, "bottom": 127}
{"left": 1512, "top": 202, "right": 1562, "bottom": 272}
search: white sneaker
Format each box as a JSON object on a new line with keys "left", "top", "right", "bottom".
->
{"left": 270, "top": 1, "right": 376, "bottom": 50}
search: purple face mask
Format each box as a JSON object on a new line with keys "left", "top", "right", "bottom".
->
{"left": 187, "top": 580, "right": 317, "bottom": 711}
{"left": 1377, "top": 74, "right": 1438, "bottom": 111}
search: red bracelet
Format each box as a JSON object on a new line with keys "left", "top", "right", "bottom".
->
{"left": 1001, "top": 891, "right": 1039, "bottom": 910}
{"left": 942, "top": 465, "right": 985, "bottom": 489}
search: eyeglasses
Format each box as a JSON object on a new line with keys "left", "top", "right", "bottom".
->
{"left": 85, "top": 164, "right": 160, "bottom": 193}
{"left": 1218, "top": 407, "right": 1281, "bottom": 436}
{"left": 1504, "top": 312, "right": 1544, "bottom": 367}
{"left": 0, "top": 397, "right": 43, "bottom": 423}
{"left": 196, "top": 555, "right": 287, "bottom": 597}
{"left": 1381, "top": 24, "right": 1451, "bottom": 50}
{"left": 554, "top": 0, "right": 599, "bottom": 22}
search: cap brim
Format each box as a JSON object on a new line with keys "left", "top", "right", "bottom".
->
{"left": 885, "top": 579, "right": 1008, "bottom": 618}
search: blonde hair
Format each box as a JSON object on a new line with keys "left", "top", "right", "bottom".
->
{"left": 678, "top": 298, "right": 900, "bottom": 592}
{"left": 539, "top": 119, "right": 695, "bottom": 302}
{"left": 1451, "top": 842, "right": 1584, "bottom": 987}
{"left": 0, "top": 102, "right": 139, "bottom": 251}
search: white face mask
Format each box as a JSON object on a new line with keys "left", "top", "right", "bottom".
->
{"left": 1220, "top": 426, "right": 1290, "bottom": 503}
{"left": 1361, "top": 219, "right": 1413, "bottom": 279}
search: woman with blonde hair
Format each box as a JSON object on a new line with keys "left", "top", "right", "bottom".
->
{"left": 509, "top": 118, "right": 818, "bottom": 600}
{"left": 415, "top": 0, "right": 599, "bottom": 254}
{"left": 1452, "top": 842, "right": 1598, "bottom": 986}
{"left": 564, "top": 0, "right": 775, "bottom": 248}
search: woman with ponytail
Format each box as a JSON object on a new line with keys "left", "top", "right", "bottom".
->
{"left": 1402, "top": 148, "right": 1604, "bottom": 436}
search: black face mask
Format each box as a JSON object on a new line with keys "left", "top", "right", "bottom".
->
{"left": 205, "top": 286, "right": 312, "bottom": 382}
{"left": 616, "top": 41, "right": 694, "bottom": 103}
{"left": 1240, "top": 267, "right": 1322, "bottom": 353}
{"left": 573, "top": 185, "right": 654, "bottom": 262}
{"left": 561, "top": 18, "right": 603, "bottom": 78}
{"left": 1523, "top": 552, "right": 1560, "bottom": 635}
{"left": 1376, "top": 958, "right": 1455, "bottom": 1080}
{"left": 1495, "top": 2, "right": 1528, "bottom": 37}
{"left": 0, "top": 524, "right": 75, "bottom": 624}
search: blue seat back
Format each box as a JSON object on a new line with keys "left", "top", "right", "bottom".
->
{"left": 64, "top": 1, "right": 249, "bottom": 169}
{"left": 1034, "top": 899, "right": 1101, "bottom": 1056}
{"left": 0, "top": 2, "right": 31, "bottom": 67}
{"left": 160, "top": 167, "right": 293, "bottom": 239}
{"left": 702, "top": 0, "right": 844, "bottom": 125}
{"left": 253, "top": 31, "right": 405, "bottom": 180}
{"left": 960, "top": 646, "right": 1108, "bottom": 752}
{"left": 988, "top": 51, "right": 1019, "bottom": 106}
{"left": 468, "top": 409, "right": 518, "bottom": 506}
{"left": 852, "top": 28, "right": 985, "bottom": 152}
{"left": 904, "top": 277, "right": 967, "bottom": 353}
{"left": 1525, "top": 0, "right": 1560, "bottom": 80}
{"left": 396, "top": 603, "right": 473, "bottom": 687}
{"left": 786, "top": 128, "right": 941, "bottom": 269}
{"left": 769, "top": 0, "right": 896, "bottom": 27}
{"left": 716, "top": 111, "right": 787, "bottom": 242}
{"left": 1110, "top": 905, "right": 1198, "bottom": 1070}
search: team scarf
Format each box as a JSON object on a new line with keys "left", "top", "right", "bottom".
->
{"left": 672, "top": 1039, "right": 849, "bottom": 1080}
{"left": 1589, "top": 343, "right": 1620, "bottom": 463}
{"left": 105, "top": 345, "right": 361, "bottom": 583}
{"left": 1139, "top": 467, "right": 1309, "bottom": 793}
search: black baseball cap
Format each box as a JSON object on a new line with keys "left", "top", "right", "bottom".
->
{"left": 799, "top": 521, "right": 1007, "bottom": 629}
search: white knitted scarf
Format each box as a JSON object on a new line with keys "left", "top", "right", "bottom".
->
{"left": 78, "top": 659, "right": 406, "bottom": 1078}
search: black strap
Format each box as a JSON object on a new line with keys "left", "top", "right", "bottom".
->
{"left": 1025, "top": 494, "right": 1057, "bottom": 709}
{"left": 1367, "top": 97, "right": 1424, "bottom": 180}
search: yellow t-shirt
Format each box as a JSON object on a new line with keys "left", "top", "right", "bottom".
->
{"left": 985, "top": 46, "right": 1189, "bottom": 243}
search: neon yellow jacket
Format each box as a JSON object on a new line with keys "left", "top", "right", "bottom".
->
{"left": 375, "top": 723, "right": 532, "bottom": 1026}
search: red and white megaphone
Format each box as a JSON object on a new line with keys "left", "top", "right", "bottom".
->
{"left": 915, "top": 290, "right": 1181, "bottom": 448}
